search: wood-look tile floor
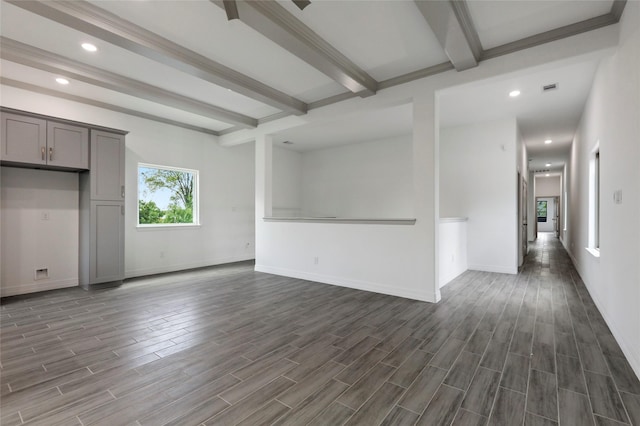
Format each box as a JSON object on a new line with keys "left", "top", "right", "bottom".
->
{"left": 2, "top": 234, "right": 639, "bottom": 425}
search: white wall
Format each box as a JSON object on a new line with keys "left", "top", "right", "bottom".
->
{"left": 535, "top": 175, "right": 561, "bottom": 196}
{"left": 1, "top": 168, "right": 79, "bottom": 296}
{"left": 272, "top": 146, "right": 302, "bottom": 217}
{"left": 564, "top": 1, "right": 640, "bottom": 377}
{"left": 300, "top": 136, "right": 414, "bottom": 218}
{"left": 439, "top": 219, "right": 468, "bottom": 287}
{"left": 272, "top": 136, "right": 414, "bottom": 219}
{"left": 126, "top": 131, "right": 255, "bottom": 278}
{"left": 516, "top": 123, "right": 529, "bottom": 265}
{"left": 0, "top": 86, "right": 256, "bottom": 281}
{"left": 440, "top": 119, "right": 519, "bottom": 274}
{"left": 254, "top": 96, "right": 439, "bottom": 302}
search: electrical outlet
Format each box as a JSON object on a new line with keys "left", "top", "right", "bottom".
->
{"left": 41, "top": 211, "right": 50, "bottom": 221}
{"left": 314, "top": 257, "right": 319, "bottom": 265}
{"left": 159, "top": 251, "right": 165, "bottom": 258}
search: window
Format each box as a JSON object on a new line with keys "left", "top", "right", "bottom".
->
{"left": 594, "top": 150, "right": 600, "bottom": 248}
{"left": 537, "top": 200, "right": 548, "bottom": 222}
{"left": 138, "top": 163, "right": 199, "bottom": 226}
{"left": 587, "top": 144, "right": 600, "bottom": 256}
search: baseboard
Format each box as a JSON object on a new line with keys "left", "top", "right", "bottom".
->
{"left": 254, "top": 264, "right": 436, "bottom": 303}
{"left": 1, "top": 278, "right": 78, "bottom": 297}
{"left": 467, "top": 264, "right": 518, "bottom": 274}
{"left": 440, "top": 269, "right": 467, "bottom": 288}
{"left": 125, "top": 255, "right": 254, "bottom": 279}
{"left": 566, "top": 250, "right": 640, "bottom": 381}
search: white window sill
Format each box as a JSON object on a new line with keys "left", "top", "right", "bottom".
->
{"left": 136, "top": 224, "right": 201, "bottom": 231}
{"left": 585, "top": 247, "right": 600, "bottom": 258}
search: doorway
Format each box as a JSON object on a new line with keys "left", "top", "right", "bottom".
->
{"left": 536, "top": 196, "right": 559, "bottom": 238}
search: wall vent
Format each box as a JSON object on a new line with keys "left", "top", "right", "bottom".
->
{"left": 35, "top": 268, "right": 49, "bottom": 281}
{"left": 542, "top": 83, "right": 558, "bottom": 92}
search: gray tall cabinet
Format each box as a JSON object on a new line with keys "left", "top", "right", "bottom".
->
{"left": 79, "top": 130, "right": 126, "bottom": 287}
{"left": 1, "top": 108, "right": 127, "bottom": 290}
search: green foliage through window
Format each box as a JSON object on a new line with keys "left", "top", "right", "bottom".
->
{"left": 537, "top": 200, "right": 547, "bottom": 223}
{"left": 138, "top": 164, "right": 198, "bottom": 225}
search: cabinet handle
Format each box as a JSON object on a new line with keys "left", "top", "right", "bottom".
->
{"left": 49, "top": 147, "right": 53, "bottom": 161}
{"left": 121, "top": 185, "right": 125, "bottom": 198}
{"left": 121, "top": 205, "right": 125, "bottom": 215}
{"left": 41, "top": 147, "right": 45, "bottom": 161}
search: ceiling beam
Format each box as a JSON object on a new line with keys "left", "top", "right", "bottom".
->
{"left": 211, "top": 0, "right": 378, "bottom": 97}
{"left": 1, "top": 78, "right": 222, "bottom": 136}
{"left": 449, "top": 1, "right": 483, "bottom": 61}
{"left": 222, "top": 0, "right": 239, "bottom": 21}
{"left": 292, "top": 1, "right": 312, "bottom": 12}
{"left": 481, "top": 14, "right": 620, "bottom": 61}
{"left": 414, "top": 0, "right": 479, "bottom": 71}
{"left": 610, "top": 0, "right": 627, "bottom": 21}
{"left": 6, "top": 0, "right": 307, "bottom": 115}
{"left": 0, "top": 37, "right": 258, "bottom": 128}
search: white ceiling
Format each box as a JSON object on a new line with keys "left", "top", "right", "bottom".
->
{"left": 439, "top": 59, "right": 601, "bottom": 172}
{"left": 0, "top": 0, "right": 624, "bottom": 146}
{"left": 467, "top": 0, "right": 614, "bottom": 49}
{"left": 271, "top": 103, "right": 413, "bottom": 152}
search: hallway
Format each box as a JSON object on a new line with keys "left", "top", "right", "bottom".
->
{"left": 1, "top": 236, "right": 639, "bottom": 425}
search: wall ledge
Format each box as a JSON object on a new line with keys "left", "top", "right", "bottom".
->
{"left": 440, "top": 217, "right": 468, "bottom": 223}
{"left": 263, "top": 217, "right": 416, "bottom": 225}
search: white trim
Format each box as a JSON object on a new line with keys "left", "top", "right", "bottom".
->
{"left": 263, "top": 217, "right": 416, "bottom": 225}
{"left": 137, "top": 163, "right": 200, "bottom": 226}
{"left": 136, "top": 224, "right": 202, "bottom": 231}
{"left": 254, "top": 264, "right": 436, "bottom": 303}
{"left": 1, "top": 278, "right": 78, "bottom": 297}
{"left": 585, "top": 247, "right": 601, "bottom": 258}
{"left": 468, "top": 264, "right": 518, "bottom": 274}
{"left": 440, "top": 269, "right": 467, "bottom": 288}
{"left": 124, "top": 255, "right": 254, "bottom": 279}
{"left": 566, "top": 253, "right": 640, "bottom": 381}
{"left": 439, "top": 217, "right": 468, "bottom": 223}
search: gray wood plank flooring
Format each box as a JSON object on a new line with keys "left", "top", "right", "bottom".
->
{"left": 1, "top": 234, "right": 639, "bottom": 425}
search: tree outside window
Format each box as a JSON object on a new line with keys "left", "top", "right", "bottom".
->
{"left": 138, "top": 164, "right": 198, "bottom": 226}
{"left": 537, "top": 200, "right": 548, "bottom": 222}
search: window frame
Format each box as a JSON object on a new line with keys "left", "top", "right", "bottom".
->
{"left": 587, "top": 143, "right": 600, "bottom": 257}
{"left": 137, "top": 162, "right": 200, "bottom": 228}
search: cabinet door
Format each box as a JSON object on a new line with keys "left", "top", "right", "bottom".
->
{"left": 90, "top": 201, "right": 124, "bottom": 284}
{"left": 91, "top": 130, "right": 125, "bottom": 201}
{"left": 1, "top": 112, "right": 47, "bottom": 165}
{"left": 47, "top": 122, "right": 89, "bottom": 169}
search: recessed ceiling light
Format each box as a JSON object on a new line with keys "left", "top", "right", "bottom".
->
{"left": 545, "top": 174, "right": 550, "bottom": 177}
{"left": 545, "top": 163, "right": 551, "bottom": 167}
{"left": 509, "top": 90, "right": 521, "bottom": 97}
{"left": 544, "top": 139, "right": 553, "bottom": 144}
{"left": 81, "top": 43, "right": 97, "bottom": 52}
{"left": 55, "top": 77, "right": 69, "bottom": 85}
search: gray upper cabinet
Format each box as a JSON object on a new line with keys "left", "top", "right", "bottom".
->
{"left": 90, "top": 130, "right": 125, "bottom": 201}
{"left": 1, "top": 112, "right": 89, "bottom": 170}
{"left": 47, "top": 122, "right": 89, "bottom": 169}
{"left": 1, "top": 112, "right": 47, "bottom": 165}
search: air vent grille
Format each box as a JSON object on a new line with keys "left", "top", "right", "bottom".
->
{"left": 542, "top": 83, "right": 558, "bottom": 92}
